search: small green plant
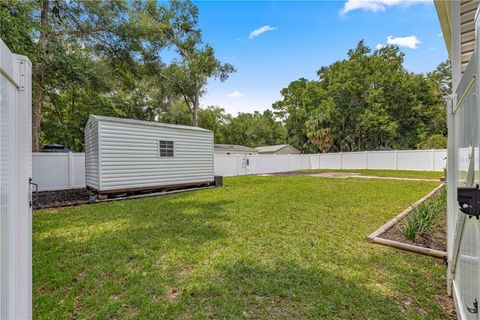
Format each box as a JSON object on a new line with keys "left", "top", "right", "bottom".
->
{"left": 401, "top": 188, "right": 446, "bottom": 242}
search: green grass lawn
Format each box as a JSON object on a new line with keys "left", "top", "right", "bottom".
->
{"left": 33, "top": 176, "right": 449, "bottom": 319}
{"left": 299, "top": 169, "right": 443, "bottom": 179}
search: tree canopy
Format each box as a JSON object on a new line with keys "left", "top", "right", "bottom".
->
{"left": 0, "top": 0, "right": 234, "bottom": 151}
{"left": 274, "top": 41, "right": 449, "bottom": 152}
{"left": 1, "top": 2, "right": 449, "bottom": 153}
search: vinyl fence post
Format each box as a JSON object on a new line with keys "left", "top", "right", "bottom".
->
{"left": 394, "top": 150, "right": 399, "bottom": 170}
{"left": 365, "top": 151, "right": 368, "bottom": 169}
{"left": 339, "top": 152, "right": 343, "bottom": 169}
{"left": 68, "top": 151, "right": 74, "bottom": 189}
{"left": 432, "top": 149, "right": 436, "bottom": 171}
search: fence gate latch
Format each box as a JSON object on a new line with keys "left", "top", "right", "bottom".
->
{"left": 29, "top": 178, "right": 38, "bottom": 208}
{"left": 457, "top": 185, "right": 480, "bottom": 219}
{"left": 466, "top": 299, "right": 478, "bottom": 314}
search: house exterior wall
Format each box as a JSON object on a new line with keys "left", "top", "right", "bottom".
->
{"left": 86, "top": 117, "right": 214, "bottom": 192}
{"left": 439, "top": 1, "right": 480, "bottom": 317}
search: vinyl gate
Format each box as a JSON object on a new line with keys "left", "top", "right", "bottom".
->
{"left": 0, "top": 39, "right": 32, "bottom": 318}
{"left": 448, "top": 15, "right": 480, "bottom": 320}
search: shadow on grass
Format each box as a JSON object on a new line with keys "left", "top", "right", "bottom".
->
{"left": 36, "top": 197, "right": 232, "bottom": 245}
{"left": 33, "top": 197, "right": 233, "bottom": 318}
{"left": 178, "top": 258, "right": 444, "bottom": 320}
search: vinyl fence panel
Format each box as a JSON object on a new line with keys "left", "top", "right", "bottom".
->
{"left": 310, "top": 154, "right": 320, "bottom": 169}
{"left": 214, "top": 155, "right": 238, "bottom": 177}
{"left": 341, "top": 152, "right": 367, "bottom": 169}
{"left": 257, "top": 155, "right": 276, "bottom": 174}
{"left": 397, "top": 150, "right": 434, "bottom": 171}
{"left": 33, "top": 152, "right": 86, "bottom": 191}
{"left": 319, "top": 153, "right": 342, "bottom": 169}
{"left": 366, "top": 151, "right": 396, "bottom": 170}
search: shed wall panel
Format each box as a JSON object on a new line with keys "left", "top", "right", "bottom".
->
{"left": 89, "top": 118, "right": 214, "bottom": 191}
{"left": 84, "top": 119, "right": 100, "bottom": 190}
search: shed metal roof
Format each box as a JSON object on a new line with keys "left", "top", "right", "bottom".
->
{"left": 89, "top": 115, "right": 212, "bottom": 133}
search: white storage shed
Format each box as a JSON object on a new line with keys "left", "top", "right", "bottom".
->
{"left": 85, "top": 115, "right": 214, "bottom": 193}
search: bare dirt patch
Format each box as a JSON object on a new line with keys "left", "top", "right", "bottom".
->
{"left": 259, "top": 171, "right": 361, "bottom": 178}
{"left": 436, "top": 294, "right": 456, "bottom": 319}
{"left": 259, "top": 171, "right": 437, "bottom": 181}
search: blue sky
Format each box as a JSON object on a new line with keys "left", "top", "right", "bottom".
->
{"left": 191, "top": 0, "right": 447, "bottom": 115}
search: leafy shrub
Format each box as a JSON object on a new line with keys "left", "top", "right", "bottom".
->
{"left": 401, "top": 188, "right": 446, "bottom": 242}
{"left": 417, "top": 134, "right": 447, "bottom": 149}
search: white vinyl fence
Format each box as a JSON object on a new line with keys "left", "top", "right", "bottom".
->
{"left": 215, "top": 149, "right": 447, "bottom": 177}
{"left": 33, "top": 152, "right": 85, "bottom": 191}
{"left": 33, "top": 149, "right": 447, "bottom": 191}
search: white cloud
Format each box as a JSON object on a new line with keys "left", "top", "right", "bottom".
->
{"left": 228, "top": 91, "right": 243, "bottom": 98}
{"left": 340, "top": 0, "right": 429, "bottom": 15}
{"left": 249, "top": 25, "right": 276, "bottom": 39}
{"left": 386, "top": 35, "right": 421, "bottom": 49}
{"left": 375, "top": 43, "right": 385, "bottom": 50}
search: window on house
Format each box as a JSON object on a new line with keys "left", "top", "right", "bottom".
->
{"left": 159, "top": 140, "right": 174, "bottom": 157}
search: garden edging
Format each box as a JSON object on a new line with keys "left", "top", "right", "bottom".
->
{"left": 367, "top": 183, "right": 447, "bottom": 259}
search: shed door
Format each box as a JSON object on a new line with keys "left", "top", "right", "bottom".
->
{"left": 0, "top": 39, "right": 32, "bottom": 319}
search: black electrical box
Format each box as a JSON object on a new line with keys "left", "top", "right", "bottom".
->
{"left": 214, "top": 176, "right": 223, "bottom": 187}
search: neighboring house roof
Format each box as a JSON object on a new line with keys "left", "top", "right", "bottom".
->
{"left": 88, "top": 115, "right": 211, "bottom": 133}
{"left": 255, "top": 144, "right": 300, "bottom": 154}
{"left": 214, "top": 144, "right": 257, "bottom": 153}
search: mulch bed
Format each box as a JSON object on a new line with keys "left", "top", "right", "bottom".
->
{"left": 380, "top": 211, "right": 447, "bottom": 252}
{"left": 33, "top": 184, "right": 215, "bottom": 210}
{"left": 33, "top": 189, "right": 96, "bottom": 210}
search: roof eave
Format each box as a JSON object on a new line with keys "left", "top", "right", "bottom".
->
{"left": 434, "top": 0, "right": 452, "bottom": 58}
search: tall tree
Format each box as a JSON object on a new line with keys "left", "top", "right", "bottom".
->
{"left": 274, "top": 41, "right": 448, "bottom": 152}
{"left": 222, "top": 110, "right": 287, "bottom": 147}
{"left": 2, "top": 0, "right": 236, "bottom": 150}
{"left": 137, "top": 0, "right": 236, "bottom": 126}
{"left": 198, "top": 106, "right": 229, "bottom": 143}
{"left": 1, "top": 0, "right": 154, "bottom": 150}
{"left": 273, "top": 78, "right": 324, "bottom": 152}
{"left": 305, "top": 113, "right": 333, "bottom": 153}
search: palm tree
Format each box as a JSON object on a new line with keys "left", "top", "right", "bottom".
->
{"left": 306, "top": 114, "right": 333, "bottom": 153}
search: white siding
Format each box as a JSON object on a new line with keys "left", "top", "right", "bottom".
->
{"left": 86, "top": 116, "right": 214, "bottom": 192}
{"left": 84, "top": 118, "right": 99, "bottom": 190}
{"left": 460, "top": 0, "right": 480, "bottom": 73}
